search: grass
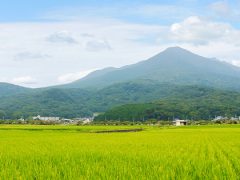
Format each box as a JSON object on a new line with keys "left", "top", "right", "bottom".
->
{"left": 0, "top": 125, "right": 240, "bottom": 179}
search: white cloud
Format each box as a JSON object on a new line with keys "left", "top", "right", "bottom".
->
{"left": 85, "top": 39, "right": 112, "bottom": 52}
{"left": 0, "top": 77, "right": 7, "bottom": 82}
{"left": 81, "top": 33, "right": 95, "bottom": 38}
{"left": 209, "top": 1, "right": 240, "bottom": 21}
{"left": 46, "top": 30, "right": 78, "bottom": 44}
{"left": 12, "top": 76, "right": 37, "bottom": 85}
{"left": 231, "top": 60, "right": 240, "bottom": 67}
{"left": 169, "top": 16, "right": 240, "bottom": 45}
{"left": 210, "top": 1, "right": 230, "bottom": 15}
{"left": 57, "top": 69, "right": 98, "bottom": 84}
{"left": 14, "top": 52, "right": 50, "bottom": 61}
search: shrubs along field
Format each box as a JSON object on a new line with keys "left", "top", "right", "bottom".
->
{"left": 0, "top": 125, "right": 240, "bottom": 179}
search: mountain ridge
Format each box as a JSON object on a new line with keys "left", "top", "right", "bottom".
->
{"left": 58, "top": 47, "right": 240, "bottom": 90}
{"left": 1, "top": 47, "right": 240, "bottom": 119}
{"left": 0, "top": 82, "right": 31, "bottom": 97}
{"left": 1, "top": 81, "right": 240, "bottom": 119}
{"left": 2, "top": 47, "right": 240, "bottom": 90}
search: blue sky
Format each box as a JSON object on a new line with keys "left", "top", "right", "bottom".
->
{"left": 0, "top": 0, "right": 238, "bottom": 25}
{"left": 1, "top": 1, "right": 169, "bottom": 22}
{"left": 0, "top": 0, "right": 240, "bottom": 87}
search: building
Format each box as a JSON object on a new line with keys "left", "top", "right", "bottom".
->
{"left": 32, "top": 115, "right": 60, "bottom": 121}
{"left": 213, "top": 116, "right": 226, "bottom": 121}
{"left": 82, "top": 118, "right": 92, "bottom": 124}
{"left": 74, "top": 117, "right": 93, "bottom": 124}
{"left": 230, "top": 117, "right": 240, "bottom": 121}
{"left": 173, "top": 119, "right": 187, "bottom": 126}
{"left": 61, "top": 119, "right": 74, "bottom": 124}
{"left": 18, "top": 118, "right": 25, "bottom": 121}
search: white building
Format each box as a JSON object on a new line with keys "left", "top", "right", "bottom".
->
{"left": 74, "top": 117, "right": 93, "bottom": 124}
{"left": 213, "top": 116, "right": 225, "bottom": 121}
{"left": 82, "top": 118, "right": 92, "bottom": 124}
{"left": 230, "top": 117, "right": 240, "bottom": 121}
{"left": 212, "top": 116, "right": 240, "bottom": 121}
{"left": 61, "top": 119, "right": 74, "bottom": 124}
{"left": 173, "top": 119, "right": 187, "bottom": 126}
{"left": 33, "top": 115, "right": 60, "bottom": 121}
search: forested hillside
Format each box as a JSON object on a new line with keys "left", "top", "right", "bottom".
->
{"left": 95, "top": 94, "right": 240, "bottom": 121}
{"left": 1, "top": 47, "right": 240, "bottom": 120}
{"left": 0, "top": 83, "right": 30, "bottom": 97}
{"left": 1, "top": 81, "right": 240, "bottom": 120}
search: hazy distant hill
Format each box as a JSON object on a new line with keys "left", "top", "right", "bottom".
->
{"left": 0, "top": 82, "right": 30, "bottom": 97}
{"left": 60, "top": 47, "right": 240, "bottom": 90}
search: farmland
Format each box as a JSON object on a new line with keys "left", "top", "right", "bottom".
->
{"left": 0, "top": 125, "right": 240, "bottom": 179}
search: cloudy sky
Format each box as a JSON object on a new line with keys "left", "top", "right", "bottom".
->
{"left": 0, "top": 0, "right": 240, "bottom": 87}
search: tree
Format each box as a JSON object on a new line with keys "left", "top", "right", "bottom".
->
{"left": 12, "top": 111, "right": 23, "bottom": 120}
{"left": 0, "top": 110, "right": 6, "bottom": 120}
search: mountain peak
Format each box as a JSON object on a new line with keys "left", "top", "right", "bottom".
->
{"left": 59, "top": 46, "right": 240, "bottom": 90}
{"left": 149, "top": 46, "right": 197, "bottom": 62}
{"left": 166, "top": 46, "right": 184, "bottom": 50}
{"left": 163, "top": 46, "right": 192, "bottom": 54}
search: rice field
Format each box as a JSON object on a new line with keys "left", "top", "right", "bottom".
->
{"left": 0, "top": 125, "right": 240, "bottom": 179}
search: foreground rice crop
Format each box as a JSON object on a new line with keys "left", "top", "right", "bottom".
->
{"left": 0, "top": 125, "right": 240, "bottom": 179}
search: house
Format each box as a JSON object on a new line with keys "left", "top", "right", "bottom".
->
{"left": 74, "top": 117, "right": 93, "bottom": 124}
{"left": 230, "top": 117, "right": 239, "bottom": 121}
{"left": 32, "top": 115, "right": 60, "bottom": 121}
{"left": 18, "top": 118, "right": 25, "bottom": 121}
{"left": 173, "top": 119, "right": 187, "bottom": 126}
{"left": 61, "top": 119, "right": 74, "bottom": 124}
{"left": 82, "top": 118, "right": 92, "bottom": 124}
{"left": 212, "top": 116, "right": 226, "bottom": 121}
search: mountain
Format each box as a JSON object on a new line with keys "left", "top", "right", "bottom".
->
{"left": 60, "top": 47, "right": 240, "bottom": 90}
{"left": 1, "top": 47, "right": 240, "bottom": 120}
{"left": 58, "top": 67, "right": 117, "bottom": 89}
{"left": 0, "top": 88, "right": 92, "bottom": 119}
{"left": 0, "top": 82, "right": 30, "bottom": 97}
{"left": 1, "top": 81, "right": 240, "bottom": 119}
{"left": 95, "top": 86, "right": 240, "bottom": 121}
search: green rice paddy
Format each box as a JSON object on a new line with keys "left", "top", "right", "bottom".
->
{"left": 0, "top": 125, "right": 240, "bottom": 179}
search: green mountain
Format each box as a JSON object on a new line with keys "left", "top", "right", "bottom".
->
{"left": 1, "top": 47, "right": 240, "bottom": 120}
{"left": 0, "top": 88, "right": 92, "bottom": 119}
{"left": 0, "top": 83, "right": 30, "bottom": 97}
{"left": 0, "top": 81, "right": 178, "bottom": 118}
{"left": 60, "top": 47, "right": 240, "bottom": 90}
{"left": 1, "top": 81, "right": 240, "bottom": 120}
{"left": 95, "top": 88, "right": 240, "bottom": 121}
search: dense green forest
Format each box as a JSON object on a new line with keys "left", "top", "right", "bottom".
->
{"left": 1, "top": 81, "right": 240, "bottom": 120}
{"left": 0, "top": 83, "right": 30, "bottom": 97}
{"left": 95, "top": 87, "right": 240, "bottom": 121}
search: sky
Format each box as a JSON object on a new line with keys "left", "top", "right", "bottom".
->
{"left": 0, "top": 0, "right": 240, "bottom": 87}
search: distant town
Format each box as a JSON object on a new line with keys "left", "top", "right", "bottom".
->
{"left": 5, "top": 115, "right": 239, "bottom": 126}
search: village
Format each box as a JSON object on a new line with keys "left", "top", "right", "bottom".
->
{"left": 12, "top": 115, "right": 240, "bottom": 126}
{"left": 23, "top": 115, "right": 94, "bottom": 125}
